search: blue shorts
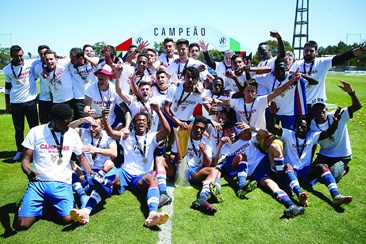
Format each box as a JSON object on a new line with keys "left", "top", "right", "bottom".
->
{"left": 250, "top": 155, "right": 272, "bottom": 183}
{"left": 188, "top": 165, "right": 201, "bottom": 181}
{"left": 295, "top": 165, "right": 318, "bottom": 186}
{"left": 276, "top": 114, "right": 296, "bottom": 131}
{"left": 116, "top": 168, "right": 145, "bottom": 194}
{"left": 220, "top": 155, "right": 237, "bottom": 177}
{"left": 18, "top": 181, "right": 73, "bottom": 218}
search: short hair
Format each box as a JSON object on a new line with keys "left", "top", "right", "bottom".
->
{"left": 44, "top": 50, "right": 57, "bottom": 57}
{"left": 83, "top": 44, "right": 93, "bottom": 51}
{"left": 176, "top": 38, "right": 189, "bottom": 46}
{"left": 304, "top": 40, "right": 318, "bottom": 50}
{"left": 106, "top": 45, "right": 116, "bottom": 56}
{"left": 49, "top": 104, "right": 73, "bottom": 121}
{"left": 146, "top": 48, "right": 157, "bottom": 56}
{"left": 275, "top": 57, "right": 288, "bottom": 66}
{"left": 69, "top": 47, "right": 83, "bottom": 58}
{"left": 138, "top": 80, "right": 151, "bottom": 88}
{"left": 193, "top": 116, "right": 210, "bottom": 126}
{"left": 222, "top": 121, "right": 235, "bottom": 131}
{"left": 230, "top": 54, "right": 242, "bottom": 61}
{"left": 258, "top": 42, "right": 269, "bottom": 47}
{"left": 188, "top": 43, "right": 200, "bottom": 51}
{"left": 137, "top": 53, "right": 150, "bottom": 61}
{"left": 286, "top": 51, "right": 295, "bottom": 59}
{"left": 156, "top": 70, "right": 168, "bottom": 76}
{"left": 213, "top": 77, "right": 224, "bottom": 85}
{"left": 182, "top": 66, "right": 200, "bottom": 80}
{"left": 163, "top": 38, "right": 174, "bottom": 44}
{"left": 38, "top": 45, "right": 50, "bottom": 52}
{"left": 218, "top": 107, "right": 230, "bottom": 116}
{"left": 244, "top": 79, "right": 258, "bottom": 89}
{"left": 10, "top": 45, "right": 22, "bottom": 55}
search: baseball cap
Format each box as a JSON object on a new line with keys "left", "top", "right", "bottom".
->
{"left": 94, "top": 64, "right": 115, "bottom": 79}
{"left": 311, "top": 98, "right": 326, "bottom": 108}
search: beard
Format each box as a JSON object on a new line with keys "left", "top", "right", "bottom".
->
{"left": 304, "top": 54, "right": 315, "bottom": 63}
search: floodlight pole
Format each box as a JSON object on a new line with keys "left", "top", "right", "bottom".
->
{"left": 292, "top": 0, "right": 309, "bottom": 60}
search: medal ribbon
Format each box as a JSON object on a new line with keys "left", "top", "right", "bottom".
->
{"left": 134, "top": 133, "right": 147, "bottom": 159}
{"left": 49, "top": 123, "right": 64, "bottom": 160}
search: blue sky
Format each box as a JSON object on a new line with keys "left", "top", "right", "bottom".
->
{"left": 1, "top": 0, "right": 365, "bottom": 57}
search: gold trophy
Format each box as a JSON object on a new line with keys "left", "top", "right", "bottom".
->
{"left": 173, "top": 124, "right": 192, "bottom": 187}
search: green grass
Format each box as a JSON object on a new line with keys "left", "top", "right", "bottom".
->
{"left": 0, "top": 74, "right": 365, "bottom": 243}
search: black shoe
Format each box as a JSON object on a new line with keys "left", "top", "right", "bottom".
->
{"left": 159, "top": 193, "right": 172, "bottom": 208}
{"left": 191, "top": 198, "right": 217, "bottom": 215}
{"left": 284, "top": 205, "right": 304, "bottom": 218}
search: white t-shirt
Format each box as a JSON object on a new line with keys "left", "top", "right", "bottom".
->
{"left": 69, "top": 62, "right": 98, "bottom": 99}
{"left": 85, "top": 81, "right": 123, "bottom": 126}
{"left": 201, "top": 89, "right": 230, "bottom": 120}
{"left": 80, "top": 128, "right": 116, "bottom": 170}
{"left": 45, "top": 59, "right": 74, "bottom": 103}
{"left": 165, "top": 82, "right": 207, "bottom": 121}
{"left": 230, "top": 95, "right": 268, "bottom": 129}
{"left": 206, "top": 123, "right": 222, "bottom": 153}
{"left": 280, "top": 129, "right": 321, "bottom": 170}
{"left": 258, "top": 56, "right": 277, "bottom": 71}
{"left": 22, "top": 124, "right": 83, "bottom": 184}
{"left": 310, "top": 108, "right": 351, "bottom": 157}
{"left": 151, "top": 85, "right": 168, "bottom": 105}
{"left": 171, "top": 136, "right": 213, "bottom": 171}
{"left": 4, "top": 59, "right": 38, "bottom": 103}
{"left": 166, "top": 58, "right": 208, "bottom": 82}
{"left": 215, "top": 61, "right": 231, "bottom": 80}
{"left": 255, "top": 73, "right": 299, "bottom": 116}
{"left": 129, "top": 100, "right": 159, "bottom": 132}
{"left": 157, "top": 53, "right": 178, "bottom": 67}
{"left": 220, "top": 136, "right": 264, "bottom": 175}
{"left": 290, "top": 57, "right": 333, "bottom": 103}
{"left": 32, "top": 60, "right": 52, "bottom": 101}
{"left": 224, "top": 73, "right": 247, "bottom": 92}
{"left": 119, "top": 131, "right": 159, "bottom": 176}
{"left": 119, "top": 65, "right": 152, "bottom": 94}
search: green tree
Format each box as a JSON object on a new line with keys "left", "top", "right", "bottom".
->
{"left": 0, "top": 46, "right": 10, "bottom": 68}
{"left": 93, "top": 41, "right": 107, "bottom": 57}
{"left": 318, "top": 41, "right": 366, "bottom": 66}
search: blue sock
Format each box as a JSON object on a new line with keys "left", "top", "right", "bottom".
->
{"left": 285, "top": 167, "right": 302, "bottom": 197}
{"left": 237, "top": 161, "right": 248, "bottom": 188}
{"left": 199, "top": 181, "right": 211, "bottom": 200}
{"left": 274, "top": 156, "right": 284, "bottom": 172}
{"left": 72, "top": 181, "right": 88, "bottom": 208}
{"left": 85, "top": 190, "right": 102, "bottom": 211}
{"left": 321, "top": 169, "right": 339, "bottom": 198}
{"left": 147, "top": 186, "right": 160, "bottom": 212}
{"left": 156, "top": 170, "right": 167, "bottom": 194}
{"left": 274, "top": 190, "right": 294, "bottom": 208}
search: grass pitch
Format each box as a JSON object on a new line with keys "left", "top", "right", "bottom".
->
{"left": 0, "top": 74, "right": 365, "bottom": 243}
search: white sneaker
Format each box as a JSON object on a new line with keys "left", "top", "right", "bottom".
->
{"left": 70, "top": 208, "right": 90, "bottom": 224}
{"left": 12, "top": 152, "right": 22, "bottom": 161}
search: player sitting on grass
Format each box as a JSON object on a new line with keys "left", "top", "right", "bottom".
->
{"left": 310, "top": 81, "right": 362, "bottom": 183}
{"left": 70, "top": 103, "right": 170, "bottom": 228}
{"left": 170, "top": 116, "right": 223, "bottom": 215}
{"left": 268, "top": 100, "right": 353, "bottom": 207}
{"left": 213, "top": 121, "right": 256, "bottom": 199}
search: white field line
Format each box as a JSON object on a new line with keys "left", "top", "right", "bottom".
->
{"left": 157, "top": 182, "right": 175, "bottom": 244}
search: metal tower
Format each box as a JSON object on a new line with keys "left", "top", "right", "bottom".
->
{"left": 292, "top": 0, "right": 309, "bottom": 59}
